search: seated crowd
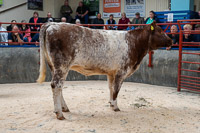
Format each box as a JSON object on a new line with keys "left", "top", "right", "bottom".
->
{"left": 0, "top": 0, "right": 200, "bottom": 47}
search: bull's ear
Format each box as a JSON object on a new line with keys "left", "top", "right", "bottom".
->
{"left": 150, "top": 21, "right": 156, "bottom": 32}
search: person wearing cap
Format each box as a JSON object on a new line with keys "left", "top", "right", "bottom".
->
{"left": 132, "top": 12, "right": 144, "bottom": 29}
{"left": 193, "top": 24, "right": 200, "bottom": 43}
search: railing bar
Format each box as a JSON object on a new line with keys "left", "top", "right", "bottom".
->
{"left": 181, "top": 84, "right": 200, "bottom": 89}
{"left": 181, "top": 75, "right": 200, "bottom": 80}
{"left": 181, "top": 81, "right": 200, "bottom": 86}
{"left": 180, "top": 87, "right": 200, "bottom": 92}
{"left": 181, "top": 78, "right": 200, "bottom": 83}
{"left": 181, "top": 69, "right": 200, "bottom": 73}
{"left": 181, "top": 61, "right": 200, "bottom": 65}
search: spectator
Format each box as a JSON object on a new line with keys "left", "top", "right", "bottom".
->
{"left": 75, "top": 19, "right": 81, "bottom": 24}
{"left": 93, "top": 13, "right": 104, "bottom": 29}
{"left": 145, "top": 10, "right": 157, "bottom": 24}
{"left": 118, "top": 12, "right": 130, "bottom": 30}
{"left": 106, "top": 14, "right": 117, "bottom": 30}
{"left": 132, "top": 12, "right": 144, "bottom": 29}
{"left": 166, "top": 25, "right": 179, "bottom": 50}
{"left": 195, "top": 11, "right": 200, "bottom": 19}
{"left": 19, "top": 20, "right": 31, "bottom": 42}
{"left": 6, "top": 20, "right": 17, "bottom": 31}
{"left": 8, "top": 25, "right": 23, "bottom": 45}
{"left": 0, "top": 23, "right": 8, "bottom": 45}
{"left": 61, "top": 17, "right": 67, "bottom": 23}
{"left": 126, "top": 22, "right": 135, "bottom": 31}
{"left": 31, "top": 33, "right": 39, "bottom": 46}
{"left": 183, "top": 24, "right": 193, "bottom": 42}
{"left": 76, "top": 1, "right": 89, "bottom": 24}
{"left": 193, "top": 24, "right": 200, "bottom": 42}
{"left": 60, "top": 0, "right": 73, "bottom": 23}
{"left": 43, "top": 12, "right": 55, "bottom": 23}
{"left": 29, "top": 11, "right": 42, "bottom": 38}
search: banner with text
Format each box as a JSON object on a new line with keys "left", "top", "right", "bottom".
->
{"left": 124, "top": 0, "right": 145, "bottom": 18}
{"left": 103, "top": 0, "right": 121, "bottom": 18}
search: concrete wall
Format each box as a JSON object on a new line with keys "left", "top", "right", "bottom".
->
{"left": 0, "top": 47, "right": 199, "bottom": 87}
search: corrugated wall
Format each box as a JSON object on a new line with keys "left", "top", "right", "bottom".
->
{"left": 145, "top": 0, "right": 169, "bottom": 17}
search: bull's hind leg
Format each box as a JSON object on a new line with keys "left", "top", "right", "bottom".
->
{"left": 61, "top": 92, "right": 70, "bottom": 112}
{"left": 61, "top": 72, "right": 70, "bottom": 112}
{"left": 51, "top": 69, "right": 67, "bottom": 120}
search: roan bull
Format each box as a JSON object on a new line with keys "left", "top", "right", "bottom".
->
{"left": 37, "top": 21, "right": 172, "bottom": 120}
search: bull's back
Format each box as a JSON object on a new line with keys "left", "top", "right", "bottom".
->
{"left": 72, "top": 30, "right": 129, "bottom": 73}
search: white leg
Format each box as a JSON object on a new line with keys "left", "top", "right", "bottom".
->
{"left": 108, "top": 75, "right": 114, "bottom": 106}
{"left": 61, "top": 92, "right": 70, "bottom": 112}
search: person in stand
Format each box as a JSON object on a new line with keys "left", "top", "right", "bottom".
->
{"left": 193, "top": 24, "right": 200, "bottom": 43}
{"left": 43, "top": 12, "right": 55, "bottom": 23}
{"left": 6, "top": 20, "right": 17, "bottom": 31}
{"left": 132, "top": 12, "right": 144, "bottom": 29}
{"left": 19, "top": 20, "right": 32, "bottom": 43}
{"left": 93, "top": 13, "right": 104, "bottom": 29}
{"left": 166, "top": 25, "right": 179, "bottom": 50}
{"left": 0, "top": 23, "right": 8, "bottom": 45}
{"left": 8, "top": 25, "right": 23, "bottom": 45}
{"left": 126, "top": 22, "right": 135, "bottom": 31}
{"left": 183, "top": 24, "right": 193, "bottom": 42}
{"left": 75, "top": 1, "right": 89, "bottom": 24}
{"left": 29, "top": 11, "right": 42, "bottom": 38}
{"left": 61, "top": 17, "right": 67, "bottom": 23}
{"left": 118, "top": 12, "right": 130, "bottom": 30}
{"left": 145, "top": 10, "right": 157, "bottom": 24}
{"left": 60, "top": 0, "right": 73, "bottom": 23}
{"left": 106, "top": 14, "right": 117, "bottom": 30}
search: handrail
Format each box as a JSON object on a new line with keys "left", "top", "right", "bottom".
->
{"left": 0, "top": 2, "right": 27, "bottom": 14}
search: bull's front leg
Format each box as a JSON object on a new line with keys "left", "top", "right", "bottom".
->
{"left": 108, "top": 74, "right": 124, "bottom": 111}
{"left": 51, "top": 69, "right": 66, "bottom": 120}
{"left": 107, "top": 75, "right": 114, "bottom": 106}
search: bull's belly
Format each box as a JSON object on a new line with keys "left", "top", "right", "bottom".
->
{"left": 70, "top": 65, "right": 115, "bottom": 76}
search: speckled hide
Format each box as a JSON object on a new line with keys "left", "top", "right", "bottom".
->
{"left": 37, "top": 22, "right": 172, "bottom": 120}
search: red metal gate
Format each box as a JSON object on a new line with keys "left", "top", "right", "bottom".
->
{"left": 177, "top": 20, "right": 200, "bottom": 92}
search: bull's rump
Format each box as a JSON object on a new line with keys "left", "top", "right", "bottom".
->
{"left": 46, "top": 23, "right": 130, "bottom": 76}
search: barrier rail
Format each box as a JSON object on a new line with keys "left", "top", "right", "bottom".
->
{"left": 177, "top": 20, "right": 200, "bottom": 92}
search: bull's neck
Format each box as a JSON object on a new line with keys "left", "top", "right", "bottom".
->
{"left": 125, "top": 29, "right": 151, "bottom": 69}
{"left": 126, "top": 29, "right": 150, "bottom": 54}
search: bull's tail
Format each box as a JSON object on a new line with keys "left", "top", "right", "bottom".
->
{"left": 37, "top": 23, "right": 50, "bottom": 83}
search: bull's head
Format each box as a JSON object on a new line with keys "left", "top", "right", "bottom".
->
{"left": 148, "top": 21, "right": 172, "bottom": 50}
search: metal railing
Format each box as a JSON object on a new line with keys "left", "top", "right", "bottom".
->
{"left": 177, "top": 19, "right": 200, "bottom": 92}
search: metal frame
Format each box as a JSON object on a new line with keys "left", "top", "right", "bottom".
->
{"left": 177, "top": 19, "right": 200, "bottom": 92}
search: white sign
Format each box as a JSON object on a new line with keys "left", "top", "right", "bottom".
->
{"left": 167, "top": 13, "right": 173, "bottom": 22}
{"left": 124, "top": 0, "right": 145, "bottom": 18}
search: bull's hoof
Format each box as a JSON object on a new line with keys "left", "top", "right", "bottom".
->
{"left": 114, "top": 108, "right": 120, "bottom": 112}
{"left": 62, "top": 107, "right": 70, "bottom": 112}
{"left": 57, "top": 116, "right": 66, "bottom": 120}
{"left": 55, "top": 112, "right": 65, "bottom": 120}
{"left": 110, "top": 104, "right": 114, "bottom": 107}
